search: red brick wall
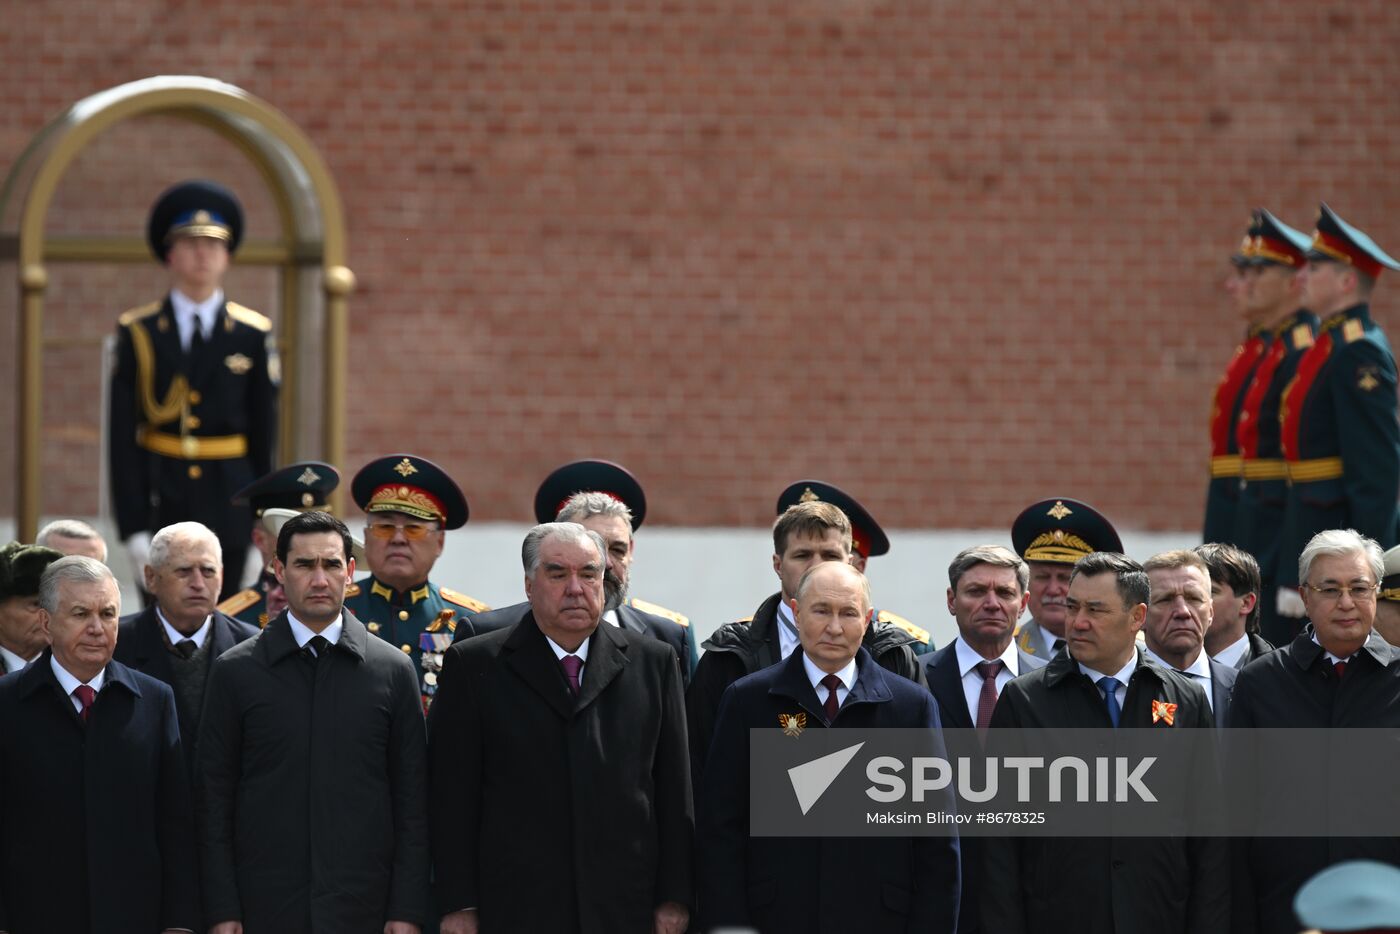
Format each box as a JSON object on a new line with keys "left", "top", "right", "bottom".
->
{"left": 4, "top": 0, "right": 1400, "bottom": 533}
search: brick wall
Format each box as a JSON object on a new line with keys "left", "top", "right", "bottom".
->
{"left": 4, "top": 0, "right": 1400, "bottom": 534}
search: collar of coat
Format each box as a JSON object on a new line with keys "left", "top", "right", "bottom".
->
{"left": 18, "top": 648, "right": 143, "bottom": 702}
{"left": 766, "top": 645, "right": 893, "bottom": 724}
{"left": 501, "top": 610, "right": 632, "bottom": 720}
{"left": 1041, "top": 646, "right": 1169, "bottom": 690}
{"left": 702, "top": 592, "right": 917, "bottom": 659}
{"left": 260, "top": 609, "right": 369, "bottom": 664}
{"left": 1286, "top": 625, "right": 1397, "bottom": 672}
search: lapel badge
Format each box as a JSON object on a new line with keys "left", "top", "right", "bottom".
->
{"left": 1151, "top": 699, "right": 1177, "bottom": 726}
{"left": 394, "top": 457, "right": 418, "bottom": 477}
{"left": 224, "top": 353, "right": 253, "bottom": 374}
{"left": 779, "top": 712, "right": 807, "bottom": 737}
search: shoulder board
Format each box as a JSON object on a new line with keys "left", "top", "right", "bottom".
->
{"left": 876, "top": 609, "right": 930, "bottom": 645}
{"left": 628, "top": 597, "right": 689, "bottom": 627}
{"left": 216, "top": 588, "right": 262, "bottom": 616}
{"left": 344, "top": 582, "right": 361, "bottom": 598}
{"left": 1291, "top": 324, "right": 1314, "bottom": 350}
{"left": 440, "top": 587, "right": 490, "bottom": 613}
{"left": 1014, "top": 625, "right": 1035, "bottom": 653}
{"left": 225, "top": 302, "right": 272, "bottom": 332}
{"left": 1343, "top": 319, "right": 1365, "bottom": 344}
{"left": 117, "top": 301, "right": 163, "bottom": 327}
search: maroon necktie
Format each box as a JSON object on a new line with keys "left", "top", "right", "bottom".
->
{"left": 1334, "top": 660, "right": 1348, "bottom": 681}
{"left": 821, "top": 673, "right": 843, "bottom": 721}
{"left": 975, "top": 660, "right": 1005, "bottom": 733}
{"left": 560, "top": 655, "right": 583, "bottom": 696}
{"left": 73, "top": 685, "right": 96, "bottom": 724}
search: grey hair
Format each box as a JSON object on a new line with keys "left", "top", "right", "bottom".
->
{"left": 556, "top": 491, "right": 634, "bottom": 529}
{"left": 1299, "top": 528, "right": 1384, "bottom": 586}
{"left": 522, "top": 522, "right": 606, "bottom": 577}
{"left": 148, "top": 521, "right": 223, "bottom": 570}
{"left": 948, "top": 544, "right": 1029, "bottom": 593}
{"left": 36, "top": 519, "right": 104, "bottom": 548}
{"left": 38, "top": 556, "right": 116, "bottom": 615}
{"left": 794, "top": 561, "right": 871, "bottom": 611}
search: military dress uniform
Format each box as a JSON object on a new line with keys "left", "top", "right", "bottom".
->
{"left": 108, "top": 181, "right": 278, "bottom": 600}
{"left": 1204, "top": 217, "right": 1268, "bottom": 545}
{"left": 1279, "top": 205, "right": 1400, "bottom": 596}
{"left": 1231, "top": 210, "right": 1319, "bottom": 643}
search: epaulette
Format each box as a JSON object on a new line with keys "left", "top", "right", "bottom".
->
{"left": 735, "top": 615, "right": 755, "bottom": 624}
{"left": 225, "top": 301, "right": 273, "bottom": 332}
{"left": 876, "top": 609, "right": 930, "bottom": 645}
{"left": 440, "top": 587, "right": 490, "bottom": 613}
{"left": 216, "top": 588, "right": 261, "bottom": 617}
{"left": 629, "top": 597, "right": 689, "bottom": 627}
{"left": 1291, "top": 324, "right": 1314, "bottom": 350}
{"left": 1343, "top": 319, "right": 1365, "bottom": 344}
{"left": 117, "top": 301, "right": 162, "bottom": 327}
{"left": 1014, "top": 625, "right": 1035, "bottom": 654}
{"left": 344, "top": 582, "right": 361, "bottom": 598}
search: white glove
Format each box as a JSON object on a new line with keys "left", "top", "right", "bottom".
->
{"left": 1276, "top": 586, "right": 1306, "bottom": 618}
{"left": 126, "top": 531, "right": 153, "bottom": 582}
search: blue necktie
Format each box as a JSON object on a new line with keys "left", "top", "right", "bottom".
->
{"left": 1098, "top": 676, "right": 1122, "bottom": 727}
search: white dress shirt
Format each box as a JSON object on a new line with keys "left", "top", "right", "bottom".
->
{"left": 51, "top": 655, "right": 106, "bottom": 714}
{"left": 1143, "top": 646, "right": 1214, "bottom": 711}
{"left": 0, "top": 644, "right": 35, "bottom": 674}
{"left": 157, "top": 608, "right": 212, "bottom": 650}
{"left": 954, "top": 637, "right": 1020, "bottom": 722}
{"left": 545, "top": 633, "right": 592, "bottom": 683}
{"left": 287, "top": 611, "right": 344, "bottom": 655}
{"left": 1078, "top": 649, "right": 1139, "bottom": 712}
{"left": 776, "top": 598, "right": 800, "bottom": 659}
{"left": 1211, "top": 633, "right": 1250, "bottom": 670}
{"left": 601, "top": 608, "right": 621, "bottom": 628}
{"left": 1310, "top": 631, "right": 1357, "bottom": 666}
{"left": 169, "top": 287, "right": 224, "bottom": 353}
{"left": 803, "top": 651, "right": 857, "bottom": 711}
{"left": 1039, "top": 625, "right": 1065, "bottom": 658}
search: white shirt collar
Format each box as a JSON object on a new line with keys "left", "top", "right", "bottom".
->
{"left": 545, "top": 634, "right": 591, "bottom": 664}
{"left": 776, "top": 597, "right": 800, "bottom": 658}
{"left": 1078, "top": 648, "right": 1139, "bottom": 686}
{"left": 169, "top": 287, "right": 224, "bottom": 348}
{"left": 1144, "top": 645, "right": 1212, "bottom": 682}
{"left": 954, "top": 636, "right": 1020, "bottom": 678}
{"left": 50, "top": 654, "right": 105, "bottom": 696}
{"left": 1310, "top": 630, "right": 1360, "bottom": 666}
{"left": 287, "top": 610, "right": 343, "bottom": 649}
{"left": 1038, "top": 624, "right": 1064, "bottom": 658}
{"left": 0, "top": 644, "right": 36, "bottom": 673}
{"left": 1210, "top": 633, "right": 1250, "bottom": 669}
{"left": 601, "top": 608, "right": 620, "bottom": 628}
{"left": 156, "top": 607, "right": 212, "bottom": 650}
{"left": 802, "top": 651, "right": 857, "bottom": 695}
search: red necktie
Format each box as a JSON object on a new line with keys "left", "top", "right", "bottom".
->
{"left": 560, "top": 655, "right": 583, "bottom": 696}
{"left": 821, "top": 674, "right": 843, "bottom": 721}
{"left": 73, "top": 685, "right": 96, "bottom": 723}
{"left": 975, "top": 660, "right": 1005, "bottom": 733}
{"left": 1334, "top": 660, "right": 1348, "bottom": 681}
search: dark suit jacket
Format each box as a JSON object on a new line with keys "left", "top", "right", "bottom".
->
{"left": 429, "top": 611, "right": 693, "bottom": 933}
{"left": 457, "top": 598, "right": 695, "bottom": 684}
{"left": 697, "top": 646, "right": 960, "bottom": 934}
{"left": 0, "top": 651, "right": 198, "bottom": 934}
{"left": 197, "top": 610, "right": 431, "bottom": 930}
{"left": 982, "top": 651, "right": 1229, "bottom": 934}
{"left": 113, "top": 605, "right": 259, "bottom": 761}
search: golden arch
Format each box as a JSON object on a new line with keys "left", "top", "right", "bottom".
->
{"left": 0, "top": 76, "right": 354, "bottom": 540}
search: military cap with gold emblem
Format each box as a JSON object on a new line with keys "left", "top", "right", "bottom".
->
{"left": 777, "top": 479, "right": 890, "bottom": 560}
{"left": 146, "top": 180, "right": 244, "bottom": 261}
{"left": 1012, "top": 498, "right": 1123, "bottom": 564}
{"left": 232, "top": 461, "right": 340, "bottom": 517}
{"left": 1306, "top": 203, "right": 1400, "bottom": 279}
{"left": 1232, "top": 213, "right": 1262, "bottom": 268}
{"left": 1250, "top": 208, "right": 1312, "bottom": 270}
{"left": 534, "top": 459, "right": 646, "bottom": 530}
{"left": 351, "top": 454, "right": 469, "bottom": 530}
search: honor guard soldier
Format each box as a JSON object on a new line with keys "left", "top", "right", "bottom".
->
{"left": 1204, "top": 214, "right": 1270, "bottom": 545}
{"left": 109, "top": 180, "right": 278, "bottom": 602}
{"left": 1230, "top": 210, "right": 1319, "bottom": 644}
{"left": 1012, "top": 497, "right": 1124, "bottom": 661}
{"left": 217, "top": 461, "right": 340, "bottom": 627}
{"left": 341, "top": 454, "right": 490, "bottom": 709}
{"left": 775, "top": 480, "right": 932, "bottom": 655}
{"left": 456, "top": 460, "right": 698, "bottom": 681}
{"left": 1276, "top": 204, "right": 1400, "bottom": 634}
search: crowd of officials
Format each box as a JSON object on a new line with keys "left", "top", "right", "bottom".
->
{"left": 0, "top": 180, "right": 1397, "bottom": 933}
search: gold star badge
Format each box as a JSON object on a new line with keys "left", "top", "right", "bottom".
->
{"left": 1047, "top": 500, "right": 1073, "bottom": 520}
{"left": 394, "top": 458, "right": 418, "bottom": 477}
{"left": 779, "top": 712, "right": 807, "bottom": 738}
{"left": 297, "top": 467, "right": 322, "bottom": 486}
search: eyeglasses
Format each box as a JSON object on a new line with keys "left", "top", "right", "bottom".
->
{"left": 366, "top": 521, "right": 437, "bottom": 541}
{"left": 1304, "top": 583, "right": 1379, "bottom": 603}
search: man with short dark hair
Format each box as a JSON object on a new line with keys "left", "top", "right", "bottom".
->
{"left": 1194, "top": 542, "right": 1274, "bottom": 669}
{"left": 0, "top": 541, "right": 63, "bottom": 674}
{"left": 697, "top": 561, "right": 959, "bottom": 934}
{"left": 1141, "top": 550, "right": 1237, "bottom": 720}
{"left": 0, "top": 556, "right": 197, "bottom": 933}
{"left": 198, "top": 511, "right": 430, "bottom": 932}
{"left": 430, "top": 522, "right": 692, "bottom": 934}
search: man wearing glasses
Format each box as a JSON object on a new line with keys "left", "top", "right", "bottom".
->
{"left": 343, "top": 454, "right": 490, "bottom": 709}
{"left": 1228, "top": 528, "right": 1400, "bottom": 933}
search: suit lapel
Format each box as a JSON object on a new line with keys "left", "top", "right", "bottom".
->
{"left": 576, "top": 623, "right": 628, "bottom": 711}
{"left": 503, "top": 612, "right": 578, "bottom": 721}
{"left": 613, "top": 604, "right": 646, "bottom": 636}
{"left": 133, "top": 606, "right": 177, "bottom": 686}
{"left": 208, "top": 612, "right": 240, "bottom": 660}
{"left": 928, "top": 646, "right": 974, "bottom": 729}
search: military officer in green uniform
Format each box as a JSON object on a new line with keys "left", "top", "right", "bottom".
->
{"left": 1230, "top": 209, "right": 1318, "bottom": 644}
{"left": 1276, "top": 204, "right": 1400, "bottom": 637}
{"left": 775, "top": 480, "right": 933, "bottom": 654}
{"left": 217, "top": 461, "right": 340, "bottom": 627}
{"left": 341, "top": 453, "right": 490, "bottom": 709}
{"left": 109, "top": 180, "right": 278, "bottom": 602}
{"left": 1011, "top": 497, "right": 1124, "bottom": 661}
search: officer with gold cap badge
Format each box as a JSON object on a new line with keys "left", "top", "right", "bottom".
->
{"left": 217, "top": 461, "right": 340, "bottom": 627}
{"left": 1012, "top": 497, "right": 1124, "bottom": 661}
{"left": 341, "top": 454, "right": 490, "bottom": 709}
{"left": 1204, "top": 214, "right": 1271, "bottom": 545}
{"left": 1275, "top": 204, "right": 1400, "bottom": 635}
{"left": 1295, "top": 860, "right": 1400, "bottom": 934}
{"left": 1373, "top": 544, "right": 1400, "bottom": 648}
{"left": 775, "top": 480, "right": 933, "bottom": 655}
{"left": 109, "top": 180, "right": 278, "bottom": 603}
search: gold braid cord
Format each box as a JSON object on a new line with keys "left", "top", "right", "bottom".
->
{"left": 128, "top": 320, "right": 188, "bottom": 427}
